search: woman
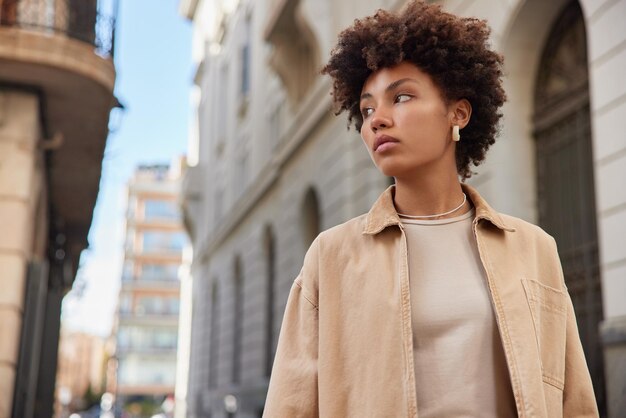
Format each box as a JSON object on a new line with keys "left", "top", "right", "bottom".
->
{"left": 264, "top": 2, "right": 598, "bottom": 417}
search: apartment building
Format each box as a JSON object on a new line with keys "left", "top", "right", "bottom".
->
{"left": 112, "top": 163, "right": 185, "bottom": 413}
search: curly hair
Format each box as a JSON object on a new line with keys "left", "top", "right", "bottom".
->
{"left": 321, "top": 1, "right": 506, "bottom": 179}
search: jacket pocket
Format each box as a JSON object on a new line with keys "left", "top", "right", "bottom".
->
{"left": 521, "top": 278, "right": 568, "bottom": 390}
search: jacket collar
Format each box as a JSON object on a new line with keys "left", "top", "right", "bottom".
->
{"left": 363, "top": 183, "right": 516, "bottom": 235}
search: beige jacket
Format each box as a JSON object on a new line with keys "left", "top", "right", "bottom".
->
{"left": 264, "top": 184, "right": 598, "bottom": 418}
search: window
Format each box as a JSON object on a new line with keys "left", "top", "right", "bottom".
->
{"left": 264, "top": 226, "right": 276, "bottom": 377}
{"left": 217, "top": 63, "right": 229, "bottom": 143}
{"left": 119, "top": 294, "right": 132, "bottom": 315}
{"left": 117, "top": 327, "right": 130, "bottom": 349}
{"left": 142, "top": 231, "right": 186, "bottom": 253}
{"left": 232, "top": 258, "right": 244, "bottom": 384}
{"left": 135, "top": 296, "right": 162, "bottom": 315}
{"left": 135, "top": 296, "right": 180, "bottom": 315}
{"left": 269, "top": 99, "right": 283, "bottom": 150}
{"left": 301, "top": 187, "right": 321, "bottom": 250}
{"left": 155, "top": 328, "right": 178, "bottom": 348}
{"left": 140, "top": 263, "right": 179, "bottom": 281}
{"left": 122, "top": 261, "right": 134, "bottom": 281}
{"left": 236, "top": 148, "right": 249, "bottom": 195}
{"left": 119, "top": 325, "right": 177, "bottom": 350}
{"left": 214, "top": 186, "right": 225, "bottom": 226}
{"left": 144, "top": 199, "right": 179, "bottom": 221}
{"left": 209, "top": 282, "right": 220, "bottom": 388}
{"left": 240, "top": 13, "right": 252, "bottom": 97}
{"left": 168, "top": 297, "right": 180, "bottom": 314}
{"left": 118, "top": 356, "right": 177, "bottom": 386}
{"left": 241, "top": 42, "right": 250, "bottom": 97}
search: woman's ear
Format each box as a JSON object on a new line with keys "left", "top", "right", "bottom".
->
{"left": 451, "top": 99, "right": 472, "bottom": 129}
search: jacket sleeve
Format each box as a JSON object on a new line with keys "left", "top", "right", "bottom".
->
{"left": 263, "top": 276, "right": 319, "bottom": 417}
{"left": 562, "top": 292, "right": 600, "bottom": 417}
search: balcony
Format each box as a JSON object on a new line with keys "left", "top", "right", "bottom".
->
{"left": 0, "top": 0, "right": 117, "bottom": 268}
{"left": 116, "top": 342, "right": 178, "bottom": 356}
{"left": 121, "top": 274, "right": 180, "bottom": 290}
{"left": 0, "top": 0, "right": 115, "bottom": 57}
{"left": 118, "top": 310, "right": 180, "bottom": 326}
{"left": 125, "top": 247, "right": 184, "bottom": 263}
{"left": 264, "top": 0, "right": 320, "bottom": 105}
{"left": 181, "top": 163, "right": 204, "bottom": 241}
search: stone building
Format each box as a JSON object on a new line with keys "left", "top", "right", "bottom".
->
{"left": 110, "top": 163, "right": 186, "bottom": 412}
{"left": 0, "top": 1, "right": 116, "bottom": 417}
{"left": 179, "top": 0, "right": 626, "bottom": 416}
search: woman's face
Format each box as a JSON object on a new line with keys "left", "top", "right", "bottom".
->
{"left": 359, "top": 61, "right": 461, "bottom": 179}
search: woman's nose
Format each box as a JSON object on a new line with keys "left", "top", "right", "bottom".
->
{"left": 371, "top": 108, "right": 392, "bottom": 132}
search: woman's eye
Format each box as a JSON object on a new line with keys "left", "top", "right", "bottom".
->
{"left": 395, "top": 94, "right": 411, "bottom": 103}
{"left": 361, "top": 107, "right": 374, "bottom": 118}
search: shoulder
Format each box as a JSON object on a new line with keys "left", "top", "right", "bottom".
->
{"left": 483, "top": 213, "right": 565, "bottom": 290}
{"left": 498, "top": 213, "right": 555, "bottom": 246}
{"left": 296, "top": 214, "right": 369, "bottom": 300}
{"left": 494, "top": 213, "right": 566, "bottom": 288}
{"left": 298, "top": 213, "right": 369, "bottom": 276}
{"left": 315, "top": 212, "right": 393, "bottom": 258}
{"left": 317, "top": 213, "right": 369, "bottom": 246}
{"left": 496, "top": 212, "right": 560, "bottom": 254}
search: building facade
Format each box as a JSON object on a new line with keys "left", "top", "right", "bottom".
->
{"left": 179, "top": 0, "right": 626, "bottom": 416}
{"left": 174, "top": 245, "right": 195, "bottom": 418}
{"left": 54, "top": 331, "right": 106, "bottom": 416}
{"left": 0, "top": 1, "right": 117, "bottom": 417}
{"left": 111, "top": 163, "right": 185, "bottom": 413}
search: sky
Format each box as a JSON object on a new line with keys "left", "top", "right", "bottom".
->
{"left": 61, "top": 0, "right": 193, "bottom": 337}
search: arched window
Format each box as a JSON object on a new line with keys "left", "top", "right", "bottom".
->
{"left": 533, "top": 1, "right": 605, "bottom": 411}
{"left": 240, "top": 12, "right": 252, "bottom": 99}
{"left": 232, "top": 256, "right": 244, "bottom": 384}
{"left": 208, "top": 281, "right": 220, "bottom": 389}
{"left": 263, "top": 226, "right": 276, "bottom": 377}
{"left": 301, "top": 187, "right": 321, "bottom": 250}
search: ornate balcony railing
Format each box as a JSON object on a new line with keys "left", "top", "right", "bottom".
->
{"left": 122, "top": 274, "right": 179, "bottom": 283}
{"left": 0, "top": 0, "right": 116, "bottom": 57}
{"left": 119, "top": 307, "right": 180, "bottom": 317}
{"left": 116, "top": 342, "right": 178, "bottom": 354}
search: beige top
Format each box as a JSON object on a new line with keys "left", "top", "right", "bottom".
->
{"left": 401, "top": 208, "right": 517, "bottom": 417}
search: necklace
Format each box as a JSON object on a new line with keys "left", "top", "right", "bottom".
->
{"left": 397, "top": 193, "right": 467, "bottom": 219}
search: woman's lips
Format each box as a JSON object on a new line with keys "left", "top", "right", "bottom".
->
{"left": 375, "top": 141, "right": 398, "bottom": 152}
{"left": 374, "top": 135, "right": 399, "bottom": 152}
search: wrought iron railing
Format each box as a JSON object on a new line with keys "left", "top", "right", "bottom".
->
{"left": 116, "top": 341, "right": 178, "bottom": 353}
{"left": 0, "top": 0, "right": 116, "bottom": 57}
{"left": 122, "top": 274, "right": 179, "bottom": 283}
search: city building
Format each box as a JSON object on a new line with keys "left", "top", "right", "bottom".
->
{"left": 179, "top": 0, "right": 626, "bottom": 416}
{"left": 0, "top": 1, "right": 117, "bottom": 417}
{"left": 54, "top": 331, "right": 106, "bottom": 416}
{"left": 111, "top": 162, "right": 186, "bottom": 414}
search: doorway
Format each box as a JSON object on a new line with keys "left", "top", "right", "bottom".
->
{"left": 533, "top": 1, "right": 605, "bottom": 413}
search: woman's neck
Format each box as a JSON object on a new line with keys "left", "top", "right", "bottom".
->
{"left": 393, "top": 171, "right": 472, "bottom": 220}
